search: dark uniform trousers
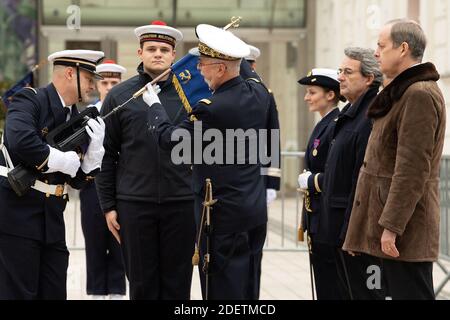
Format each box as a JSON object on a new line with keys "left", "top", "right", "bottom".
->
{"left": 303, "top": 108, "right": 342, "bottom": 300}
{"left": 0, "top": 232, "right": 69, "bottom": 300}
{"left": 80, "top": 182, "right": 125, "bottom": 295}
{"left": 309, "top": 236, "right": 343, "bottom": 300}
{"left": 0, "top": 84, "right": 95, "bottom": 299}
{"left": 116, "top": 200, "right": 195, "bottom": 300}
{"left": 198, "top": 221, "right": 267, "bottom": 300}
{"left": 381, "top": 259, "right": 434, "bottom": 300}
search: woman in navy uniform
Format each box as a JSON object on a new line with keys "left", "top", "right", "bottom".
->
{"left": 80, "top": 60, "right": 126, "bottom": 299}
{"left": 0, "top": 50, "right": 105, "bottom": 299}
{"left": 297, "top": 68, "right": 343, "bottom": 300}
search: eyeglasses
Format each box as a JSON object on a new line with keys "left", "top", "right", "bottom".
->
{"left": 196, "top": 62, "right": 224, "bottom": 70}
{"left": 337, "top": 68, "right": 358, "bottom": 77}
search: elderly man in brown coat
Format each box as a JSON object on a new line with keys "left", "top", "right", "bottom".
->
{"left": 343, "top": 19, "right": 446, "bottom": 300}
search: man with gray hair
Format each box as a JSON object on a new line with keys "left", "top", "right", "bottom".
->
{"left": 344, "top": 20, "right": 445, "bottom": 300}
{"left": 299, "top": 47, "right": 384, "bottom": 299}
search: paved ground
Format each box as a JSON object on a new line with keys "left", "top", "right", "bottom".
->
{"left": 64, "top": 190, "right": 450, "bottom": 300}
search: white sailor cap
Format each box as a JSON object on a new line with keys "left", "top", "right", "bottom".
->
{"left": 134, "top": 20, "right": 183, "bottom": 48}
{"left": 298, "top": 68, "right": 346, "bottom": 102}
{"left": 96, "top": 59, "right": 127, "bottom": 78}
{"left": 48, "top": 49, "right": 105, "bottom": 79}
{"left": 245, "top": 45, "right": 261, "bottom": 62}
{"left": 195, "top": 24, "right": 250, "bottom": 61}
{"left": 298, "top": 68, "right": 340, "bottom": 88}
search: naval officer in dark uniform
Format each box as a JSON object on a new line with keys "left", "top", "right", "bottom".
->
{"left": 80, "top": 60, "right": 127, "bottom": 300}
{"left": 144, "top": 23, "right": 280, "bottom": 300}
{"left": 297, "top": 68, "right": 343, "bottom": 300}
{"left": 0, "top": 50, "right": 106, "bottom": 299}
{"left": 96, "top": 21, "right": 195, "bottom": 300}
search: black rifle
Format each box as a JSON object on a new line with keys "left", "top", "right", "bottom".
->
{"left": 7, "top": 67, "right": 174, "bottom": 197}
{"left": 7, "top": 107, "right": 100, "bottom": 196}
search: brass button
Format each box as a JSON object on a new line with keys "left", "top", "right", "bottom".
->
{"left": 46, "top": 193, "right": 50, "bottom": 198}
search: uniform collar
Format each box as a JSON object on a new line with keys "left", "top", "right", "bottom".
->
{"left": 48, "top": 83, "right": 73, "bottom": 124}
{"left": 214, "top": 76, "right": 243, "bottom": 94}
{"left": 322, "top": 107, "right": 339, "bottom": 120}
{"left": 56, "top": 91, "right": 73, "bottom": 120}
{"left": 137, "top": 62, "right": 174, "bottom": 89}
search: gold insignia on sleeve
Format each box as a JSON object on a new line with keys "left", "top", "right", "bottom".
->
{"left": 36, "top": 155, "right": 49, "bottom": 171}
{"left": 314, "top": 174, "right": 322, "bottom": 193}
{"left": 24, "top": 87, "right": 37, "bottom": 94}
{"left": 247, "top": 78, "right": 261, "bottom": 83}
{"left": 199, "top": 99, "right": 212, "bottom": 105}
{"left": 267, "top": 168, "right": 281, "bottom": 178}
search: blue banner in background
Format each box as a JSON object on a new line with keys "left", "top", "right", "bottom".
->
{"left": 1, "top": 71, "right": 34, "bottom": 108}
{"left": 171, "top": 53, "right": 212, "bottom": 111}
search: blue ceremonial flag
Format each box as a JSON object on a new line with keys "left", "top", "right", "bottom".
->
{"left": 1, "top": 71, "right": 34, "bottom": 108}
{"left": 171, "top": 53, "right": 212, "bottom": 114}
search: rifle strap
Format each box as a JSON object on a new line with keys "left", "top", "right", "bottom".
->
{"left": 0, "top": 134, "right": 14, "bottom": 170}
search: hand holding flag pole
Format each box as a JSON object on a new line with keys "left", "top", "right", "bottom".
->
{"left": 103, "top": 16, "right": 242, "bottom": 121}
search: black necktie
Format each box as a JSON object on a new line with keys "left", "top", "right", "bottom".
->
{"left": 64, "top": 107, "right": 70, "bottom": 122}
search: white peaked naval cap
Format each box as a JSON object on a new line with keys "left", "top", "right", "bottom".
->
{"left": 196, "top": 24, "right": 250, "bottom": 61}
{"left": 245, "top": 45, "right": 261, "bottom": 61}
{"left": 48, "top": 49, "right": 105, "bottom": 79}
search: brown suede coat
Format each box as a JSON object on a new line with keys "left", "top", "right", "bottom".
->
{"left": 343, "top": 63, "right": 446, "bottom": 262}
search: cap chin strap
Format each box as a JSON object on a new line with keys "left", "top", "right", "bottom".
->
{"left": 76, "top": 63, "right": 82, "bottom": 103}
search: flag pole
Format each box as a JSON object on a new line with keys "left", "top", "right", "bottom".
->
{"left": 102, "top": 68, "right": 172, "bottom": 121}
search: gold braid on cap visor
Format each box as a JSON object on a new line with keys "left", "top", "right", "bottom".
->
{"left": 198, "top": 42, "right": 240, "bottom": 61}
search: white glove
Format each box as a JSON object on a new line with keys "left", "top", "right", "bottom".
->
{"left": 142, "top": 83, "right": 161, "bottom": 108}
{"left": 46, "top": 147, "right": 80, "bottom": 178}
{"left": 298, "top": 171, "right": 312, "bottom": 189}
{"left": 81, "top": 117, "right": 106, "bottom": 173}
{"left": 267, "top": 189, "right": 277, "bottom": 205}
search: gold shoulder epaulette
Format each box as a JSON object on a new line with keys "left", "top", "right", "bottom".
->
{"left": 247, "top": 78, "right": 261, "bottom": 83}
{"left": 199, "top": 99, "right": 212, "bottom": 105}
{"left": 24, "top": 87, "right": 37, "bottom": 94}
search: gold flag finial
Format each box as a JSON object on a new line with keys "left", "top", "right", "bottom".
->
{"left": 223, "top": 16, "right": 242, "bottom": 30}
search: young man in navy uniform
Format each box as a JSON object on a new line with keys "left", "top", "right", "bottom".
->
{"left": 144, "top": 24, "right": 280, "bottom": 300}
{"left": 96, "top": 21, "right": 195, "bottom": 300}
{"left": 80, "top": 60, "right": 127, "bottom": 300}
{"left": 0, "top": 50, "right": 106, "bottom": 300}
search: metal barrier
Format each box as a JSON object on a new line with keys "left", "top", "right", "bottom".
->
{"left": 265, "top": 151, "right": 305, "bottom": 252}
{"left": 436, "top": 156, "right": 450, "bottom": 296}
{"left": 65, "top": 151, "right": 450, "bottom": 295}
